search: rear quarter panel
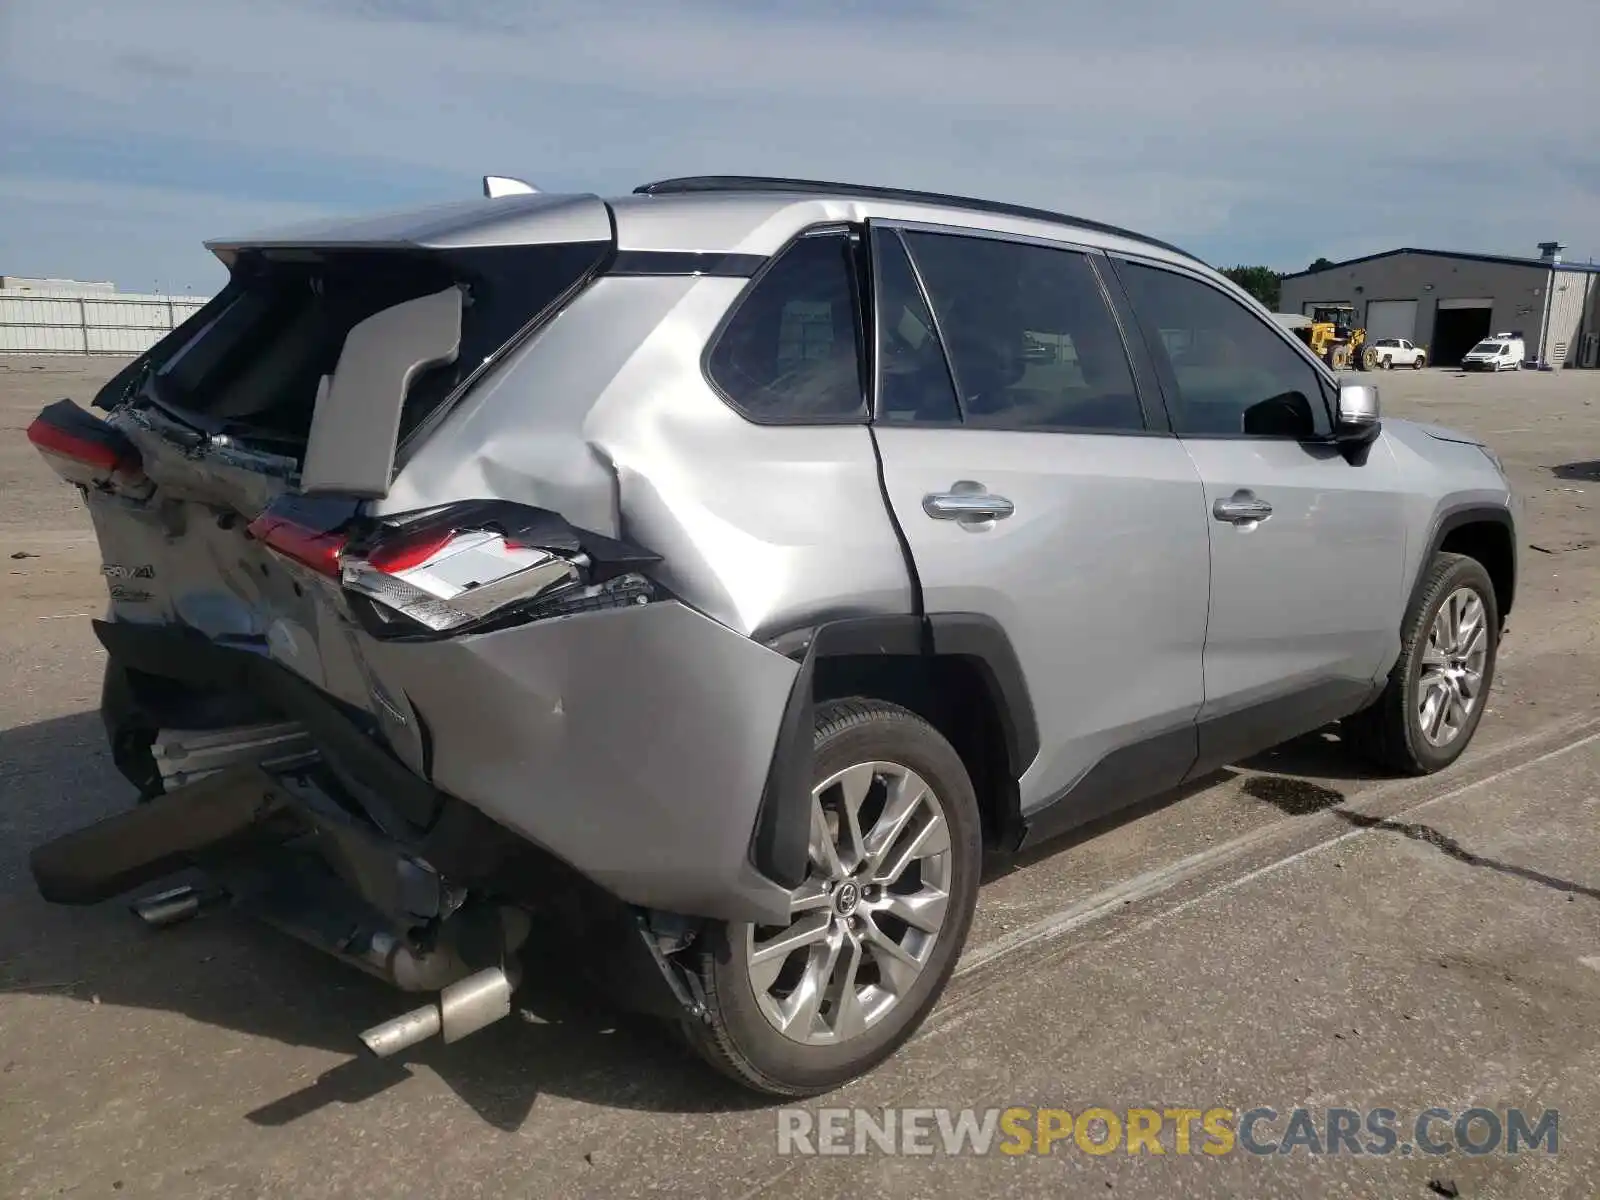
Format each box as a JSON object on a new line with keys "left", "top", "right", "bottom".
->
{"left": 380, "top": 274, "right": 913, "bottom": 640}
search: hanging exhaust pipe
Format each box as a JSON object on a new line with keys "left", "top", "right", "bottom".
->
{"left": 359, "top": 964, "right": 517, "bottom": 1058}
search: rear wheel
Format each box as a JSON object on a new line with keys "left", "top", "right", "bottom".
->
{"left": 685, "top": 698, "right": 982, "bottom": 1097}
{"left": 1344, "top": 553, "right": 1498, "bottom": 774}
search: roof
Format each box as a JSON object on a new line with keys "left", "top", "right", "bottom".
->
{"left": 1282, "top": 247, "right": 1600, "bottom": 279}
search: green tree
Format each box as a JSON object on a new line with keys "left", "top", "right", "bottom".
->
{"left": 1221, "top": 265, "right": 1281, "bottom": 310}
{"left": 1307, "top": 257, "right": 1336, "bottom": 273}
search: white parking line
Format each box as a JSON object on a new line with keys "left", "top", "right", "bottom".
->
{"left": 955, "top": 724, "right": 1600, "bottom": 978}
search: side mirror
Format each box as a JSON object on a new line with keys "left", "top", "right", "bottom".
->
{"left": 1334, "top": 381, "right": 1381, "bottom": 446}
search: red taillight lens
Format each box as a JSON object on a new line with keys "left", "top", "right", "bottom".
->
{"left": 366, "top": 529, "right": 456, "bottom": 574}
{"left": 26, "top": 418, "right": 128, "bottom": 472}
{"left": 246, "top": 512, "right": 349, "bottom": 578}
{"left": 26, "top": 401, "right": 146, "bottom": 494}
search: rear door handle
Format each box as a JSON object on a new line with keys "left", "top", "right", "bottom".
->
{"left": 1212, "top": 490, "right": 1273, "bottom": 524}
{"left": 923, "top": 485, "right": 1015, "bottom": 523}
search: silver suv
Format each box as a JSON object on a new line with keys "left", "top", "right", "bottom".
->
{"left": 26, "top": 175, "right": 1518, "bottom": 1097}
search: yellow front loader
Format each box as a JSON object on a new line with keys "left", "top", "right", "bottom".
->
{"left": 1297, "top": 304, "right": 1376, "bottom": 371}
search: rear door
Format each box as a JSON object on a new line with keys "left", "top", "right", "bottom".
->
{"left": 1112, "top": 257, "right": 1408, "bottom": 773}
{"left": 868, "top": 224, "right": 1210, "bottom": 830}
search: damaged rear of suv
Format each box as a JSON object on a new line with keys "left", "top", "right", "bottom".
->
{"left": 26, "top": 175, "right": 1516, "bottom": 1098}
{"left": 27, "top": 180, "right": 951, "bottom": 1096}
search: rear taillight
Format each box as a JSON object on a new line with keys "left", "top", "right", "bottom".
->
{"left": 340, "top": 502, "right": 662, "bottom": 637}
{"left": 26, "top": 398, "right": 151, "bottom": 497}
{"left": 342, "top": 531, "right": 584, "bottom": 632}
{"left": 246, "top": 514, "right": 349, "bottom": 578}
{"left": 245, "top": 494, "right": 363, "bottom": 579}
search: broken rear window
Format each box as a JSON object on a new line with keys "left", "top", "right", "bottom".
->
{"left": 127, "top": 242, "right": 609, "bottom": 453}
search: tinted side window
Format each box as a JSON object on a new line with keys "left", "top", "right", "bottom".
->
{"left": 706, "top": 230, "right": 865, "bottom": 421}
{"left": 873, "top": 230, "right": 960, "bottom": 424}
{"left": 900, "top": 232, "right": 1144, "bottom": 432}
{"left": 1120, "top": 262, "right": 1331, "bottom": 438}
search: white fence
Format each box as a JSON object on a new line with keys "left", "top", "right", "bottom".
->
{"left": 0, "top": 292, "right": 210, "bottom": 356}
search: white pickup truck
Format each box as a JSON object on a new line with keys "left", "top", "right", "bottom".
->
{"left": 1369, "top": 337, "right": 1428, "bottom": 369}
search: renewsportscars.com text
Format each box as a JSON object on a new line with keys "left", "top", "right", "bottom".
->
{"left": 776, "top": 1105, "right": 1559, "bottom": 1158}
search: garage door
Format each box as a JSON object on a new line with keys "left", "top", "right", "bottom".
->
{"left": 1365, "top": 299, "right": 1418, "bottom": 342}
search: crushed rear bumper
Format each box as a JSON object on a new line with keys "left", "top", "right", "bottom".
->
{"left": 91, "top": 601, "right": 800, "bottom": 925}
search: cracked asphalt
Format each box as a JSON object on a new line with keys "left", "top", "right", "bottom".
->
{"left": 2, "top": 357, "right": 1598, "bottom": 1199}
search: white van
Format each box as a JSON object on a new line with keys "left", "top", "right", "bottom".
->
{"left": 1461, "top": 334, "right": 1526, "bottom": 372}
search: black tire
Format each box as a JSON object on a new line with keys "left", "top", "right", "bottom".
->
{"left": 1381, "top": 356, "right": 1392, "bottom": 370}
{"left": 1412, "top": 354, "right": 1426, "bottom": 370}
{"left": 1344, "top": 553, "right": 1499, "bottom": 775}
{"left": 684, "top": 698, "right": 982, "bottom": 1097}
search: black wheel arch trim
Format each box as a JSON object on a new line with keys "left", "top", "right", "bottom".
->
{"left": 1413, "top": 503, "right": 1517, "bottom": 624}
{"left": 748, "top": 612, "right": 1039, "bottom": 887}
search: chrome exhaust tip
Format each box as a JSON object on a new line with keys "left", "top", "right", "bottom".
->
{"left": 359, "top": 1003, "right": 443, "bottom": 1058}
{"left": 358, "top": 966, "right": 515, "bottom": 1058}
{"left": 131, "top": 885, "right": 202, "bottom": 928}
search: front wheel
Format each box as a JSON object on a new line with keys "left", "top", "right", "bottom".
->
{"left": 685, "top": 699, "right": 982, "bottom": 1097}
{"left": 1344, "top": 553, "right": 1499, "bottom": 774}
{"left": 1412, "top": 355, "right": 1426, "bottom": 370}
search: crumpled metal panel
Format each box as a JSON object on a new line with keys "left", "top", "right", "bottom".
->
{"left": 357, "top": 600, "right": 799, "bottom": 925}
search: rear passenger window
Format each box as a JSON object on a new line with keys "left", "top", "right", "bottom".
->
{"left": 1119, "top": 262, "right": 1331, "bottom": 439}
{"left": 706, "top": 230, "right": 866, "bottom": 421}
{"left": 899, "top": 232, "right": 1144, "bottom": 432}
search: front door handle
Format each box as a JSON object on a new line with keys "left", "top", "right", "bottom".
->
{"left": 1212, "top": 490, "right": 1273, "bottom": 524}
{"left": 923, "top": 484, "right": 1015, "bottom": 524}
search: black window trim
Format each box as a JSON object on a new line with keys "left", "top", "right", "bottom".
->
{"left": 866, "top": 224, "right": 966, "bottom": 429}
{"left": 864, "top": 218, "right": 1168, "bottom": 438}
{"left": 698, "top": 222, "right": 873, "bottom": 428}
{"left": 1107, "top": 252, "right": 1341, "bottom": 443}
{"left": 609, "top": 249, "right": 768, "bottom": 278}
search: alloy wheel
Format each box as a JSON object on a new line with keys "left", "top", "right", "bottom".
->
{"left": 1417, "top": 586, "right": 1489, "bottom": 747}
{"left": 746, "top": 761, "right": 952, "bottom": 1046}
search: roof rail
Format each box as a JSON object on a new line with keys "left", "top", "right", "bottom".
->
{"left": 633, "top": 175, "right": 1200, "bottom": 262}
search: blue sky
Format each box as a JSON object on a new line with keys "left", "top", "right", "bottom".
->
{"left": 2, "top": 0, "right": 1596, "bottom": 294}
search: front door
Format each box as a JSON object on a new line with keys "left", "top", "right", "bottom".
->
{"left": 1113, "top": 257, "right": 1409, "bottom": 773}
{"left": 866, "top": 223, "right": 1211, "bottom": 831}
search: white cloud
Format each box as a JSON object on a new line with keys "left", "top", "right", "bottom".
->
{"left": 1, "top": 0, "right": 1595, "bottom": 287}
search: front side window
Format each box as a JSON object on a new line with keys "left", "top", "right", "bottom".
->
{"left": 706, "top": 230, "right": 865, "bottom": 421}
{"left": 1119, "top": 261, "right": 1331, "bottom": 439}
{"left": 897, "top": 231, "right": 1144, "bottom": 432}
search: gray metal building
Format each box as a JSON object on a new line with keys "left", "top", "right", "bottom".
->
{"left": 1279, "top": 243, "right": 1600, "bottom": 368}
